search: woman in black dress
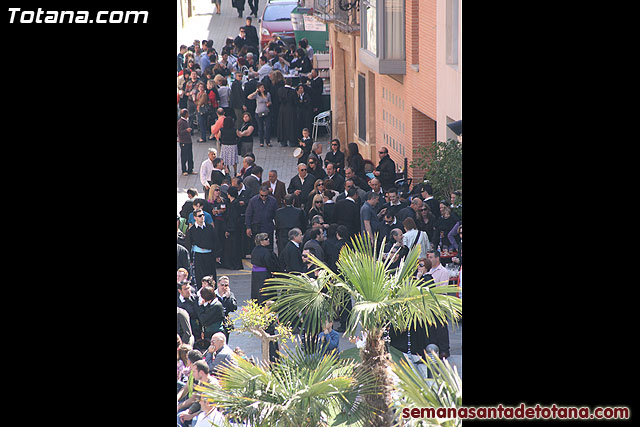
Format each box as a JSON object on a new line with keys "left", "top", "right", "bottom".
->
{"left": 324, "top": 138, "right": 345, "bottom": 175}
{"left": 250, "top": 233, "right": 280, "bottom": 304}
{"left": 346, "top": 142, "right": 366, "bottom": 179}
{"left": 416, "top": 204, "right": 439, "bottom": 248}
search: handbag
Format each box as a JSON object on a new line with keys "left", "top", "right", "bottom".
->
{"left": 410, "top": 230, "right": 423, "bottom": 251}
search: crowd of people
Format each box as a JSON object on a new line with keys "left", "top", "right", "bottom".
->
{"left": 177, "top": 23, "right": 324, "bottom": 176}
{"left": 177, "top": 28, "right": 462, "bottom": 427}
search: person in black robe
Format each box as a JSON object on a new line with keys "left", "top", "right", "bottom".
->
{"left": 294, "top": 84, "right": 313, "bottom": 141}
{"left": 388, "top": 262, "right": 433, "bottom": 357}
{"left": 177, "top": 242, "right": 190, "bottom": 271}
{"left": 250, "top": 233, "right": 281, "bottom": 304}
{"left": 233, "top": 0, "right": 245, "bottom": 18}
{"left": 221, "top": 187, "right": 244, "bottom": 270}
{"left": 185, "top": 208, "right": 222, "bottom": 285}
{"left": 277, "top": 79, "right": 298, "bottom": 147}
{"left": 268, "top": 72, "right": 284, "bottom": 141}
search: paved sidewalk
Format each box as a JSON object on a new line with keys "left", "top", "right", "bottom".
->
{"left": 178, "top": 0, "right": 267, "bottom": 52}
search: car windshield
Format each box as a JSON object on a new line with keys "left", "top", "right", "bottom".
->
{"left": 263, "top": 4, "right": 296, "bottom": 21}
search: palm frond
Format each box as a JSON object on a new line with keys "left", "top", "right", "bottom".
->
{"left": 195, "top": 347, "right": 377, "bottom": 427}
{"left": 391, "top": 353, "right": 462, "bottom": 427}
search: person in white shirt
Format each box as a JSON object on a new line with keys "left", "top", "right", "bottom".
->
{"left": 257, "top": 55, "right": 273, "bottom": 82}
{"left": 402, "top": 217, "right": 430, "bottom": 260}
{"left": 192, "top": 395, "right": 226, "bottom": 427}
{"left": 199, "top": 148, "right": 217, "bottom": 196}
{"left": 425, "top": 250, "right": 452, "bottom": 358}
{"left": 427, "top": 250, "right": 450, "bottom": 287}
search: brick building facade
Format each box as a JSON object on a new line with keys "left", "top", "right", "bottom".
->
{"left": 316, "top": 0, "right": 461, "bottom": 182}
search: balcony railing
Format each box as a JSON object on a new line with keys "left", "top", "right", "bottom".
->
{"left": 313, "top": 0, "right": 360, "bottom": 33}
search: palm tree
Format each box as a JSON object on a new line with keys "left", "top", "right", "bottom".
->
{"left": 392, "top": 351, "right": 462, "bottom": 426}
{"left": 263, "top": 234, "right": 462, "bottom": 426}
{"left": 194, "top": 344, "right": 376, "bottom": 426}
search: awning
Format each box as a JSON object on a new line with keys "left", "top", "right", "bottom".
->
{"left": 447, "top": 120, "right": 462, "bottom": 136}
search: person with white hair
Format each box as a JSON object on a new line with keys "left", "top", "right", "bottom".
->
{"left": 199, "top": 147, "right": 217, "bottom": 196}
{"left": 204, "top": 332, "right": 236, "bottom": 377}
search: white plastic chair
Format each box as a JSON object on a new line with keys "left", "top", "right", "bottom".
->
{"left": 312, "top": 110, "right": 331, "bottom": 140}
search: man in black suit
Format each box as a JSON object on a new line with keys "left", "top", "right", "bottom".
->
{"left": 345, "top": 166, "right": 370, "bottom": 192}
{"left": 367, "top": 178, "right": 385, "bottom": 214}
{"left": 287, "top": 163, "right": 316, "bottom": 210}
{"left": 309, "top": 69, "right": 324, "bottom": 115}
{"left": 325, "top": 162, "right": 345, "bottom": 193}
{"left": 378, "top": 187, "right": 406, "bottom": 220}
{"left": 322, "top": 190, "right": 337, "bottom": 225}
{"left": 243, "top": 165, "right": 263, "bottom": 200}
{"left": 240, "top": 155, "right": 258, "bottom": 180}
{"left": 209, "top": 157, "right": 227, "bottom": 186}
{"left": 275, "top": 194, "right": 306, "bottom": 254}
{"left": 396, "top": 197, "right": 422, "bottom": 225}
{"left": 336, "top": 179, "right": 366, "bottom": 207}
{"left": 280, "top": 228, "right": 305, "bottom": 273}
{"left": 322, "top": 224, "right": 347, "bottom": 273}
{"left": 333, "top": 188, "right": 361, "bottom": 240}
{"left": 373, "top": 147, "right": 397, "bottom": 191}
{"left": 230, "top": 71, "right": 245, "bottom": 129}
{"left": 177, "top": 281, "right": 202, "bottom": 341}
{"left": 420, "top": 183, "right": 441, "bottom": 220}
{"left": 243, "top": 71, "right": 259, "bottom": 123}
{"left": 243, "top": 17, "right": 260, "bottom": 49}
{"left": 185, "top": 208, "right": 222, "bottom": 284}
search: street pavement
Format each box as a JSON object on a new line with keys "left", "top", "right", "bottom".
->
{"left": 176, "top": 0, "right": 462, "bottom": 376}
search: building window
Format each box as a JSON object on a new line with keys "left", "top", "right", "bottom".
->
{"left": 360, "top": 0, "right": 406, "bottom": 75}
{"left": 358, "top": 73, "right": 367, "bottom": 141}
{"left": 446, "top": 0, "right": 459, "bottom": 66}
{"left": 384, "top": 0, "right": 405, "bottom": 61}
{"left": 362, "top": 0, "right": 377, "bottom": 56}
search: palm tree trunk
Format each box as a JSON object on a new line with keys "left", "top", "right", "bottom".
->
{"left": 358, "top": 328, "right": 395, "bottom": 426}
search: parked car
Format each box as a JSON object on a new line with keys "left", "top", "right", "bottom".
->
{"left": 260, "top": 1, "right": 298, "bottom": 50}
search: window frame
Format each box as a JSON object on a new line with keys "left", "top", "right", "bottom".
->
{"left": 359, "top": 0, "right": 406, "bottom": 75}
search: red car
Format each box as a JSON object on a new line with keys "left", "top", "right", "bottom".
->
{"left": 260, "top": 1, "right": 298, "bottom": 50}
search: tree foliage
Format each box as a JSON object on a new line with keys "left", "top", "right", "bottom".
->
{"left": 410, "top": 139, "right": 462, "bottom": 202}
